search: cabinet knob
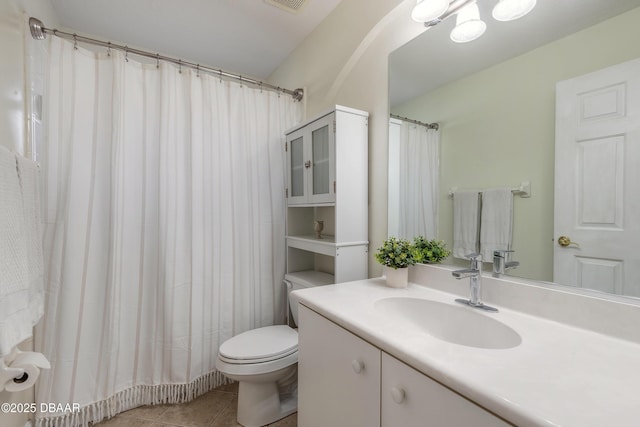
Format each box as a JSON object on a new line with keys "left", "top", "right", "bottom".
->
{"left": 390, "top": 387, "right": 406, "bottom": 404}
{"left": 351, "top": 359, "right": 365, "bottom": 374}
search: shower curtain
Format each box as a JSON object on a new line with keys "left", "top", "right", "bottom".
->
{"left": 35, "top": 37, "right": 301, "bottom": 426}
{"left": 398, "top": 121, "right": 439, "bottom": 239}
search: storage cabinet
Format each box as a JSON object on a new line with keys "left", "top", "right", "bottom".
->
{"left": 285, "top": 106, "right": 369, "bottom": 285}
{"left": 298, "top": 305, "right": 381, "bottom": 427}
{"left": 298, "top": 304, "right": 512, "bottom": 427}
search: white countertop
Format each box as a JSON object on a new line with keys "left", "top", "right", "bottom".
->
{"left": 293, "top": 277, "right": 640, "bottom": 427}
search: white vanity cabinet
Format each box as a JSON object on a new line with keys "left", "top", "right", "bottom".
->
{"left": 381, "top": 353, "right": 510, "bottom": 427}
{"left": 285, "top": 105, "right": 368, "bottom": 285}
{"left": 298, "top": 304, "right": 381, "bottom": 427}
{"left": 298, "top": 304, "right": 511, "bottom": 427}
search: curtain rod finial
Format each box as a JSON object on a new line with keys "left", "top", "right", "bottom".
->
{"left": 292, "top": 88, "right": 304, "bottom": 102}
{"left": 29, "top": 17, "right": 47, "bottom": 40}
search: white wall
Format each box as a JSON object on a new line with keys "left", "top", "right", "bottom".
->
{"left": 0, "top": 2, "right": 58, "bottom": 426}
{"left": 268, "top": 0, "right": 426, "bottom": 276}
{"left": 392, "top": 7, "right": 640, "bottom": 281}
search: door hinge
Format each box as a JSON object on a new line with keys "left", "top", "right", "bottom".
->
{"left": 333, "top": 120, "right": 336, "bottom": 134}
{"left": 285, "top": 188, "right": 288, "bottom": 198}
{"left": 285, "top": 141, "right": 288, "bottom": 152}
{"left": 333, "top": 180, "right": 336, "bottom": 193}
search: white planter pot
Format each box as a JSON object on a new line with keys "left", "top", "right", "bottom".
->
{"left": 384, "top": 266, "right": 409, "bottom": 288}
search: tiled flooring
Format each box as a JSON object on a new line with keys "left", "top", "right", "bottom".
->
{"left": 94, "top": 382, "right": 297, "bottom": 427}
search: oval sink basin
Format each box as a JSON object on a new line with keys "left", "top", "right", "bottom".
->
{"left": 374, "top": 297, "right": 521, "bottom": 349}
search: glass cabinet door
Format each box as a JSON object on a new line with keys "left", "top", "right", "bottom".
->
{"left": 312, "top": 125, "right": 330, "bottom": 196}
{"left": 307, "top": 113, "right": 335, "bottom": 204}
{"left": 290, "top": 135, "right": 305, "bottom": 198}
{"left": 286, "top": 112, "right": 335, "bottom": 205}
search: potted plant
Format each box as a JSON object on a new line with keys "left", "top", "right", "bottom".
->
{"left": 375, "top": 237, "right": 416, "bottom": 288}
{"left": 411, "top": 236, "right": 451, "bottom": 264}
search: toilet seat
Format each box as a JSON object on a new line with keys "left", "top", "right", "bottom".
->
{"left": 216, "top": 325, "right": 298, "bottom": 376}
{"left": 219, "top": 325, "right": 298, "bottom": 363}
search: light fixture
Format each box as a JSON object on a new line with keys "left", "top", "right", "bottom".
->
{"left": 492, "top": 0, "right": 537, "bottom": 21}
{"left": 411, "top": 0, "right": 536, "bottom": 44}
{"left": 411, "top": 0, "right": 450, "bottom": 23}
{"left": 450, "top": 3, "right": 486, "bottom": 43}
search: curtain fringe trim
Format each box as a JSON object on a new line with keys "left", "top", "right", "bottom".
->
{"left": 35, "top": 370, "right": 232, "bottom": 427}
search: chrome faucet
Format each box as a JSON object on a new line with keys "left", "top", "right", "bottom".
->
{"left": 452, "top": 254, "right": 498, "bottom": 312}
{"left": 492, "top": 250, "right": 520, "bottom": 277}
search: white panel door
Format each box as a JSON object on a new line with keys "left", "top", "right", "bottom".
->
{"left": 555, "top": 58, "right": 640, "bottom": 297}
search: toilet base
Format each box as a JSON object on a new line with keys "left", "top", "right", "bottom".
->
{"left": 228, "top": 365, "right": 298, "bottom": 427}
{"left": 237, "top": 380, "right": 297, "bottom": 427}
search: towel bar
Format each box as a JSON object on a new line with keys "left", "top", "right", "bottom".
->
{"left": 448, "top": 181, "right": 530, "bottom": 198}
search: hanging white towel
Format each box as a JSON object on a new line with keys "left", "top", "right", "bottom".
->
{"left": 453, "top": 191, "right": 480, "bottom": 259}
{"left": 0, "top": 147, "right": 30, "bottom": 357}
{"left": 480, "top": 188, "right": 514, "bottom": 260}
{"left": 15, "top": 155, "right": 44, "bottom": 328}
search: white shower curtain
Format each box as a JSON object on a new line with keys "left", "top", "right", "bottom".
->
{"left": 35, "top": 37, "right": 301, "bottom": 426}
{"left": 398, "top": 121, "right": 440, "bottom": 239}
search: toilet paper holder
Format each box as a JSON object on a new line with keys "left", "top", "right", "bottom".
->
{"left": 1, "top": 347, "right": 51, "bottom": 392}
{"left": 13, "top": 372, "right": 29, "bottom": 384}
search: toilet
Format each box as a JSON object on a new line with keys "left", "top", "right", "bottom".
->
{"left": 216, "top": 271, "right": 334, "bottom": 427}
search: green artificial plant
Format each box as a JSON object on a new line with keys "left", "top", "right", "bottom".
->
{"left": 411, "top": 236, "right": 451, "bottom": 264}
{"left": 375, "top": 237, "right": 416, "bottom": 269}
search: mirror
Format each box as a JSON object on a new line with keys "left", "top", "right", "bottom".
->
{"left": 388, "top": 0, "right": 640, "bottom": 297}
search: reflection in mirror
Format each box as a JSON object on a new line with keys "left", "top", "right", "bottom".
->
{"left": 388, "top": 1, "right": 640, "bottom": 298}
{"left": 387, "top": 115, "right": 439, "bottom": 240}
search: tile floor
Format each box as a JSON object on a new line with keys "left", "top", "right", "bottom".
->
{"left": 94, "top": 382, "right": 297, "bottom": 427}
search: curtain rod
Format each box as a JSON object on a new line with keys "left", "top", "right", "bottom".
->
{"left": 28, "top": 17, "right": 304, "bottom": 102}
{"left": 390, "top": 113, "right": 439, "bottom": 130}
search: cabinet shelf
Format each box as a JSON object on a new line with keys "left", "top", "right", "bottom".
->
{"left": 287, "top": 235, "right": 369, "bottom": 257}
{"left": 286, "top": 235, "right": 336, "bottom": 256}
{"left": 285, "top": 271, "right": 335, "bottom": 287}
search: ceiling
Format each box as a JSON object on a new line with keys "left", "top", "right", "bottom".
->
{"left": 390, "top": 0, "right": 640, "bottom": 107}
{"left": 48, "top": 0, "right": 343, "bottom": 80}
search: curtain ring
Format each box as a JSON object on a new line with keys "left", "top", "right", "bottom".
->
{"left": 73, "top": 33, "right": 78, "bottom": 50}
{"left": 196, "top": 64, "right": 200, "bottom": 78}
{"left": 178, "top": 60, "right": 182, "bottom": 74}
{"left": 278, "top": 87, "right": 281, "bottom": 98}
{"left": 219, "top": 69, "right": 223, "bottom": 83}
{"left": 124, "top": 46, "right": 129, "bottom": 62}
{"left": 106, "top": 41, "right": 111, "bottom": 57}
{"left": 156, "top": 54, "right": 160, "bottom": 69}
{"left": 259, "top": 82, "right": 263, "bottom": 93}
{"left": 239, "top": 76, "right": 243, "bottom": 87}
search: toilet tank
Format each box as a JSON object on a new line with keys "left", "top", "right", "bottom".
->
{"left": 285, "top": 271, "right": 335, "bottom": 325}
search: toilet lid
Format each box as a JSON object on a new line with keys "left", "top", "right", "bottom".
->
{"left": 219, "top": 325, "right": 298, "bottom": 362}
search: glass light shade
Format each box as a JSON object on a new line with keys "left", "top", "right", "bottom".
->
{"left": 411, "top": 0, "right": 450, "bottom": 22}
{"left": 450, "top": 3, "right": 486, "bottom": 43}
{"left": 492, "top": 0, "right": 537, "bottom": 21}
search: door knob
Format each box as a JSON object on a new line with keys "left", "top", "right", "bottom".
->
{"left": 304, "top": 160, "right": 311, "bottom": 168}
{"left": 558, "top": 236, "right": 579, "bottom": 247}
